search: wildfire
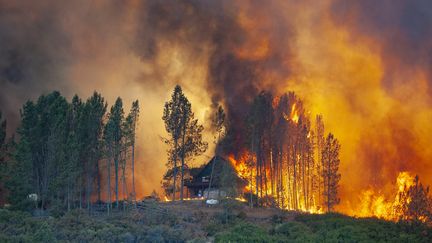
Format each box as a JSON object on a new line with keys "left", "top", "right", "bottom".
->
{"left": 229, "top": 150, "right": 423, "bottom": 221}
{"left": 235, "top": 197, "right": 247, "bottom": 202}
{"left": 282, "top": 103, "right": 300, "bottom": 124}
{"left": 290, "top": 104, "right": 299, "bottom": 124}
{"left": 352, "top": 172, "right": 416, "bottom": 220}
{"left": 228, "top": 152, "right": 323, "bottom": 214}
{"left": 228, "top": 153, "right": 256, "bottom": 192}
{"left": 2, "top": 0, "right": 431, "bottom": 224}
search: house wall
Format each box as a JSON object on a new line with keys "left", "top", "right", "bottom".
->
{"left": 203, "top": 188, "right": 226, "bottom": 199}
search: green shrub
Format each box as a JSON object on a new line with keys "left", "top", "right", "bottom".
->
{"left": 214, "top": 222, "right": 279, "bottom": 242}
{"left": 48, "top": 199, "right": 67, "bottom": 218}
{"left": 274, "top": 221, "right": 315, "bottom": 242}
{"left": 271, "top": 213, "right": 287, "bottom": 224}
{"left": 220, "top": 198, "right": 245, "bottom": 210}
{"left": 145, "top": 226, "right": 165, "bottom": 243}
{"left": 145, "top": 225, "right": 189, "bottom": 243}
{"left": 3, "top": 205, "right": 432, "bottom": 242}
{"left": 8, "top": 198, "right": 35, "bottom": 212}
{"left": 32, "top": 221, "right": 55, "bottom": 242}
{"left": 294, "top": 213, "right": 432, "bottom": 242}
{"left": 205, "top": 221, "right": 230, "bottom": 236}
{"left": 213, "top": 198, "right": 246, "bottom": 224}
{"left": 237, "top": 210, "right": 247, "bottom": 220}
{"left": 0, "top": 209, "right": 55, "bottom": 242}
{"left": 137, "top": 202, "right": 178, "bottom": 226}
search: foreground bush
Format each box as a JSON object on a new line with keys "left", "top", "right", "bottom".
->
{"left": 0, "top": 207, "right": 196, "bottom": 242}
{"left": 0, "top": 209, "right": 55, "bottom": 242}
{"left": 293, "top": 213, "right": 432, "bottom": 242}
{"left": 212, "top": 213, "right": 432, "bottom": 242}
{"left": 215, "top": 222, "right": 280, "bottom": 242}
{"left": 1, "top": 208, "right": 432, "bottom": 242}
{"left": 274, "top": 221, "right": 316, "bottom": 242}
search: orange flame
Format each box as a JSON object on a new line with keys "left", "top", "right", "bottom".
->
{"left": 290, "top": 103, "right": 299, "bottom": 124}
{"left": 228, "top": 152, "right": 323, "bottom": 214}
{"left": 349, "top": 172, "right": 415, "bottom": 220}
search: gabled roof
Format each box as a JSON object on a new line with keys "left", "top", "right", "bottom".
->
{"left": 185, "top": 155, "right": 248, "bottom": 190}
{"left": 195, "top": 155, "right": 232, "bottom": 179}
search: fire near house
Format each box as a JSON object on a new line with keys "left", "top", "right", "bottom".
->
{"left": 184, "top": 156, "right": 247, "bottom": 199}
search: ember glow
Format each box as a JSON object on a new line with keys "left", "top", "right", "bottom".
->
{"left": 228, "top": 152, "right": 324, "bottom": 214}
{"left": 355, "top": 172, "right": 415, "bottom": 220}
{"left": 1, "top": 0, "right": 431, "bottom": 219}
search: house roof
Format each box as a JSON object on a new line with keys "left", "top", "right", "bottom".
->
{"left": 185, "top": 155, "right": 246, "bottom": 189}
{"left": 195, "top": 155, "right": 233, "bottom": 179}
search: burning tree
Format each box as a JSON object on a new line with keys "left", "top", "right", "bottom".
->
{"left": 355, "top": 172, "right": 432, "bottom": 224}
{"left": 226, "top": 91, "right": 341, "bottom": 212}
{"left": 247, "top": 91, "right": 274, "bottom": 205}
{"left": 322, "top": 133, "right": 341, "bottom": 212}
{"left": 394, "top": 175, "right": 432, "bottom": 223}
{"left": 160, "top": 87, "right": 342, "bottom": 212}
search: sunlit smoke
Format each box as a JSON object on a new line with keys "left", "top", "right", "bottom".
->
{"left": 0, "top": 0, "right": 431, "bottom": 217}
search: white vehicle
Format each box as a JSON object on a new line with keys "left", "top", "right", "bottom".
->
{"left": 206, "top": 199, "right": 219, "bottom": 205}
{"left": 28, "top": 193, "right": 38, "bottom": 201}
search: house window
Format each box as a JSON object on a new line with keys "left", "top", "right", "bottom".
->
{"left": 202, "top": 176, "right": 209, "bottom": 182}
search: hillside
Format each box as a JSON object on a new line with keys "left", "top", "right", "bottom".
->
{"left": 1, "top": 199, "right": 431, "bottom": 242}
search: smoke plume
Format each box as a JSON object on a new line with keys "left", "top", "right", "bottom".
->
{"left": 0, "top": 0, "right": 431, "bottom": 213}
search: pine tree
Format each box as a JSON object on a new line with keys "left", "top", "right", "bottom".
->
{"left": 396, "top": 175, "right": 432, "bottom": 223}
{"left": 322, "top": 133, "right": 341, "bottom": 212}
{"left": 9, "top": 101, "right": 37, "bottom": 209}
{"left": 178, "top": 95, "right": 191, "bottom": 201}
{"left": 207, "top": 105, "right": 225, "bottom": 198}
{"left": 162, "top": 85, "right": 207, "bottom": 201}
{"left": 0, "top": 111, "right": 7, "bottom": 205}
{"left": 104, "top": 97, "right": 124, "bottom": 210}
{"left": 212, "top": 105, "right": 226, "bottom": 151}
{"left": 273, "top": 94, "right": 290, "bottom": 208}
{"left": 408, "top": 176, "right": 431, "bottom": 222}
{"left": 180, "top": 114, "right": 208, "bottom": 200}
{"left": 0, "top": 110, "right": 6, "bottom": 167}
{"left": 64, "top": 95, "right": 83, "bottom": 211}
{"left": 0, "top": 111, "right": 5, "bottom": 152}
{"left": 82, "top": 92, "right": 107, "bottom": 211}
{"left": 247, "top": 92, "right": 270, "bottom": 205}
{"left": 315, "top": 115, "right": 325, "bottom": 208}
{"left": 125, "top": 100, "right": 139, "bottom": 203}
{"left": 162, "top": 85, "right": 184, "bottom": 200}
{"left": 40, "top": 92, "right": 69, "bottom": 209}
{"left": 72, "top": 95, "right": 87, "bottom": 209}
{"left": 8, "top": 92, "right": 70, "bottom": 209}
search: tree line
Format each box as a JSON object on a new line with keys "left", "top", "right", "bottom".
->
{"left": 221, "top": 91, "right": 341, "bottom": 212}
{"left": 1, "top": 86, "right": 431, "bottom": 224}
{"left": 0, "top": 91, "right": 139, "bottom": 213}
{"left": 159, "top": 87, "right": 341, "bottom": 212}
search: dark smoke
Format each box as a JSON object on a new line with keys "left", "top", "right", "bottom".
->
{"left": 0, "top": 0, "right": 135, "bottom": 134}
{"left": 137, "top": 0, "right": 295, "bottom": 154}
{"left": 0, "top": 0, "right": 431, "bottom": 202}
{"left": 0, "top": 1, "right": 72, "bottom": 132}
{"left": 331, "top": 0, "right": 432, "bottom": 94}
